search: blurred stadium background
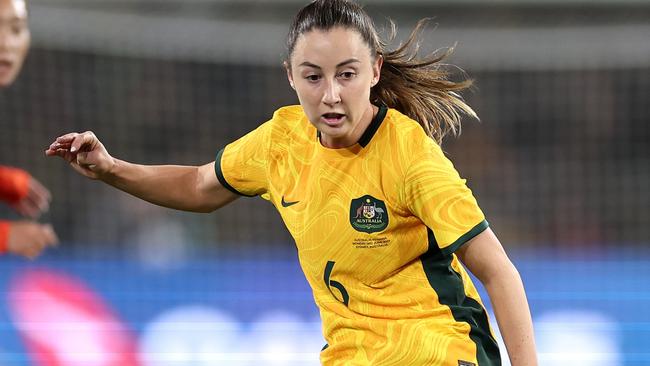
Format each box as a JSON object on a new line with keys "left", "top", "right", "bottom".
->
{"left": 1, "top": 0, "right": 649, "bottom": 364}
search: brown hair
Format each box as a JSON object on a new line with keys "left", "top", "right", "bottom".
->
{"left": 285, "top": 0, "right": 477, "bottom": 144}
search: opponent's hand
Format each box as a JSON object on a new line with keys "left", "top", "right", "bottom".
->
{"left": 11, "top": 176, "right": 51, "bottom": 219}
{"left": 7, "top": 221, "right": 58, "bottom": 259}
{"left": 45, "top": 131, "right": 115, "bottom": 180}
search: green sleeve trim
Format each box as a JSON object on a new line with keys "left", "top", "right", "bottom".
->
{"left": 214, "top": 148, "right": 256, "bottom": 197}
{"left": 421, "top": 225, "right": 502, "bottom": 365}
{"left": 440, "top": 220, "right": 489, "bottom": 257}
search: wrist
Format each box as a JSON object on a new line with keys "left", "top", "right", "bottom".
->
{"left": 98, "top": 157, "right": 120, "bottom": 183}
{"left": 0, "top": 221, "right": 10, "bottom": 254}
{"left": 0, "top": 166, "right": 30, "bottom": 204}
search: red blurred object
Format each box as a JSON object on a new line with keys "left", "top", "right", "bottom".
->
{"left": 7, "top": 269, "right": 140, "bottom": 366}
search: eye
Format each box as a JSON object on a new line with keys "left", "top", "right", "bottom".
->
{"left": 338, "top": 71, "right": 356, "bottom": 80}
{"left": 10, "top": 23, "right": 26, "bottom": 35}
{"left": 305, "top": 74, "right": 321, "bottom": 82}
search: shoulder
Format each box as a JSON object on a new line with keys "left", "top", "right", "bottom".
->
{"left": 262, "top": 105, "right": 314, "bottom": 154}
{"left": 263, "top": 105, "right": 307, "bottom": 136}
{"left": 272, "top": 105, "right": 305, "bottom": 122}
{"left": 383, "top": 108, "right": 438, "bottom": 156}
{"left": 242, "top": 105, "right": 307, "bottom": 142}
{"left": 380, "top": 108, "right": 454, "bottom": 182}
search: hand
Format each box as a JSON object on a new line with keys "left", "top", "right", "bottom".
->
{"left": 45, "top": 131, "right": 115, "bottom": 180}
{"left": 7, "top": 221, "right": 59, "bottom": 259}
{"left": 11, "top": 176, "right": 51, "bottom": 219}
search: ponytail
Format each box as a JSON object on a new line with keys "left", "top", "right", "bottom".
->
{"left": 372, "top": 19, "right": 478, "bottom": 144}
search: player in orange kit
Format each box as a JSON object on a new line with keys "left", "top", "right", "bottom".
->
{"left": 1, "top": 0, "right": 58, "bottom": 258}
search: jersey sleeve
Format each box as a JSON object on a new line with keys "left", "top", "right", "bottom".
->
{"left": 215, "top": 120, "right": 273, "bottom": 197}
{"left": 0, "top": 166, "right": 30, "bottom": 205}
{"left": 403, "top": 139, "right": 488, "bottom": 256}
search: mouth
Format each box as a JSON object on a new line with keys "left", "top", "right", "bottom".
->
{"left": 0, "top": 60, "right": 13, "bottom": 73}
{"left": 321, "top": 112, "right": 346, "bottom": 126}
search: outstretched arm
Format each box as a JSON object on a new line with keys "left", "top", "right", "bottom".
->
{"left": 456, "top": 228, "right": 538, "bottom": 366}
{"left": 45, "top": 131, "right": 239, "bottom": 213}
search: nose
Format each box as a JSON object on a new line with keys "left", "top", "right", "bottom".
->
{"left": 0, "top": 28, "right": 11, "bottom": 51}
{"left": 322, "top": 78, "right": 341, "bottom": 106}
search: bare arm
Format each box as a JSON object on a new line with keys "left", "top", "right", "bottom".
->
{"left": 456, "top": 228, "right": 538, "bottom": 366}
{"left": 103, "top": 160, "right": 238, "bottom": 212}
{"left": 45, "top": 131, "right": 239, "bottom": 213}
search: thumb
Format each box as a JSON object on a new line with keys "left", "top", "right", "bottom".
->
{"left": 77, "top": 152, "right": 89, "bottom": 164}
{"left": 76, "top": 152, "right": 97, "bottom": 170}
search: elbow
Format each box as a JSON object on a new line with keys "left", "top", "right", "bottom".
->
{"left": 188, "top": 200, "right": 220, "bottom": 213}
{"left": 481, "top": 260, "right": 522, "bottom": 289}
{"left": 194, "top": 205, "right": 219, "bottom": 214}
{"left": 191, "top": 195, "right": 235, "bottom": 213}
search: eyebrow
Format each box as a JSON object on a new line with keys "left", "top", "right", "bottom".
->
{"left": 0, "top": 17, "right": 26, "bottom": 23}
{"left": 298, "top": 58, "right": 360, "bottom": 69}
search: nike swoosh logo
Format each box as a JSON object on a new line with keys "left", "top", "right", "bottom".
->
{"left": 281, "top": 196, "right": 300, "bottom": 207}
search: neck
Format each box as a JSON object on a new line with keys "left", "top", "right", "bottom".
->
{"left": 320, "top": 104, "right": 378, "bottom": 148}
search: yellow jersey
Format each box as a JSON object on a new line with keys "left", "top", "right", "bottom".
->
{"left": 216, "top": 105, "right": 500, "bottom": 365}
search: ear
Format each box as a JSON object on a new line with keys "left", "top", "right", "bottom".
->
{"left": 371, "top": 54, "right": 383, "bottom": 87}
{"left": 284, "top": 61, "right": 295, "bottom": 90}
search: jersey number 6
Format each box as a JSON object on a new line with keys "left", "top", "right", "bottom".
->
{"left": 324, "top": 261, "right": 350, "bottom": 306}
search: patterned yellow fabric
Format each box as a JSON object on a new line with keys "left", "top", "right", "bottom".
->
{"left": 216, "top": 105, "right": 500, "bottom": 365}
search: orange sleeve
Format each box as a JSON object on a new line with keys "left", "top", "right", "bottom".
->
{"left": 0, "top": 166, "right": 31, "bottom": 204}
{"left": 0, "top": 221, "right": 9, "bottom": 254}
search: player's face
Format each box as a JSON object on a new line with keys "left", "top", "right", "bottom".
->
{"left": 0, "top": 0, "right": 29, "bottom": 88}
{"left": 287, "top": 27, "right": 381, "bottom": 148}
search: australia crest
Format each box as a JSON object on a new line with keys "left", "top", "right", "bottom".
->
{"left": 349, "top": 195, "right": 389, "bottom": 233}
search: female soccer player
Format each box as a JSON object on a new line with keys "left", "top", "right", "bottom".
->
{"left": 46, "top": 0, "right": 537, "bottom": 364}
{"left": 1, "top": 0, "right": 58, "bottom": 258}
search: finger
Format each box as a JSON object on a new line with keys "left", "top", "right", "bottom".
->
{"left": 69, "top": 160, "right": 98, "bottom": 179}
{"left": 14, "top": 200, "right": 40, "bottom": 219}
{"left": 77, "top": 151, "right": 89, "bottom": 165}
{"left": 43, "top": 224, "right": 59, "bottom": 246}
{"left": 57, "top": 149, "right": 77, "bottom": 164}
{"left": 38, "top": 197, "right": 51, "bottom": 214}
{"left": 55, "top": 132, "right": 80, "bottom": 144}
{"left": 70, "top": 131, "right": 96, "bottom": 153}
{"left": 20, "top": 193, "right": 48, "bottom": 218}
{"left": 27, "top": 177, "right": 51, "bottom": 201}
{"left": 45, "top": 148, "right": 70, "bottom": 160}
{"left": 46, "top": 141, "right": 72, "bottom": 153}
{"left": 45, "top": 141, "right": 74, "bottom": 156}
{"left": 45, "top": 148, "right": 77, "bottom": 165}
{"left": 28, "top": 178, "right": 52, "bottom": 207}
{"left": 76, "top": 152, "right": 98, "bottom": 171}
{"left": 47, "top": 135, "right": 77, "bottom": 154}
{"left": 47, "top": 133, "right": 77, "bottom": 154}
{"left": 13, "top": 198, "right": 38, "bottom": 218}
